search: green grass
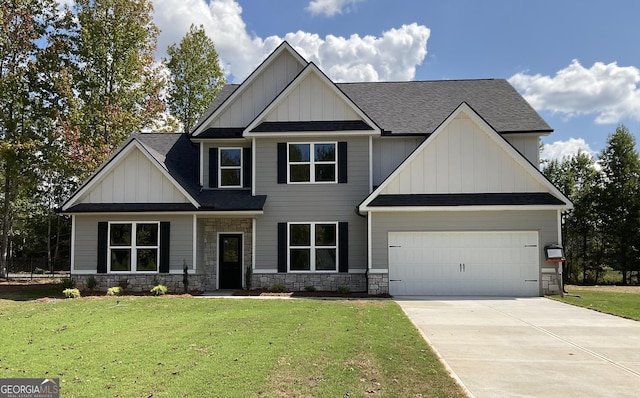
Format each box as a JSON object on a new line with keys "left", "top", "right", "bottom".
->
{"left": 554, "top": 290, "right": 640, "bottom": 321}
{"left": 0, "top": 296, "right": 465, "bottom": 397}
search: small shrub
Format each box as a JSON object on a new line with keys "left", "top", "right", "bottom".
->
{"left": 183, "top": 262, "right": 189, "bottom": 293}
{"left": 304, "top": 285, "right": 316, "bottom": 292}
{"left": 106, "top": 286, "right": 123, "bottom": 296}
{"left": 151, "top": 285, "right": 168, "bottom": 296}
{"left": 61, "top": 277, "right": 75, "bottom": 289}
{"left": 85, "top": 276, "right": 98, "bottom": 291}
{"left": 63, "top": 288, "right": 81, "bottom": 298}
{"left": 337, "top": 285, "right": 351, "bottom": 294}
{"left": 270, "top": 283, "right": 286, "bottom": 293}
{"left": 245, "top": 266, "right": 253, "bottom": 290}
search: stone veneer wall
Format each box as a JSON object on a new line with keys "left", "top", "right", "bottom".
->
{"left": 73, "top": 274, "right": 204, "bottom": 294}
{"left": 252, "top": 273, "right": 367, "bottom": 292}
{"left": 202, "top": 218, "right": 253, "bottom": 291}
{"left": 367, "top": 273, "right": 389, "bottom": 295}
{"left": 541, "top": 272, "right": 561, "bottom": 295}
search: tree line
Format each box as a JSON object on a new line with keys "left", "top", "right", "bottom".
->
{"left": 544, "top": 125, "right": 640, "bottom": 285}
{"left": 0, "top": 0, "right": 225, "bottom": 277}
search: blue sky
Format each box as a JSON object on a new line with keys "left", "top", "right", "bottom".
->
{"left": 149, "top": 0, "right": 640, "bottom": 162}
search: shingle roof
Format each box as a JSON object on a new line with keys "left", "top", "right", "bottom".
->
{"left": 368, "top": 193, "right": 567, "bottom": 207}
{"left": 338, "top": 79, "right": 552, "bottom": 135}
{"left": 195, "top": 79, "right": 551, "bottom": 136}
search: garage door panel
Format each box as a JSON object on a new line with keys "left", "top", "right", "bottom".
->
{"left": 388, "top": 231, "right": 539, "bottom": 296}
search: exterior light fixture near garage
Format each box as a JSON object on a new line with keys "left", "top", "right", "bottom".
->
{"left": 544, "top": 244, "right": 565, "bottom": 262}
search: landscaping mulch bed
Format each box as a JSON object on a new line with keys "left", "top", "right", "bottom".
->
{"left": 232, "top": 289, "right": 392, "bottom": 298}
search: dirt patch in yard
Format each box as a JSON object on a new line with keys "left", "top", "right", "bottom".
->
{"left": 565, "top": 284, "right": 640, "bottom": 294}
{"left": 233, "top": 289, "right": 392, "bottom": 299}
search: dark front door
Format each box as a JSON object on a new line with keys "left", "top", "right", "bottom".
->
{"left": 219, "top": 234, "right": 243, "bottom": 289}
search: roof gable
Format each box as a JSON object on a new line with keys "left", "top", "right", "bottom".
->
{"left": 62, "top": 139, "right": 198, "bottom": 211}
{"left": 192, "top": 42, "right": 307, "bottom": 136}
{"left": 245, "top": 63, "right": 380, "bottom": 136}
{"left": 359, "top": 102, "right": 571, "bottom": 211}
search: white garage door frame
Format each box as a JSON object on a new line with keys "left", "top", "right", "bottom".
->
{"left": 388, "top": 231, "right": 540, "bottom": 296}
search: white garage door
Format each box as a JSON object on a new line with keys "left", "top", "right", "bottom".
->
{"left": 388, "top": 231, "right": 540, "bottom": 296}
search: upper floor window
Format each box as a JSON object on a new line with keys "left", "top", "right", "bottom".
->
{"left": 288, "top": 143, "right": 336, "bottom": 183}
{"left": 108, "top": 222, "right": 159, "bottom": 272}
{"left": 219, "top": 148, "right": 242, "bottom": 187}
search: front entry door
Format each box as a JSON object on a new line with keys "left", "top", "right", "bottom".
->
{"left": 219, "top": 234, "right": 243, "bottom": 289}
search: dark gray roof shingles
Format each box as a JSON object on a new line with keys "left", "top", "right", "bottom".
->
{"left": 369, "top": 193, "right": 567, "bottom": 207}
{"left": 337, "top": 79, "right": 552, "bottom": 135}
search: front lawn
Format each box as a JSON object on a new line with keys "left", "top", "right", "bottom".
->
{"left": 553, "top": 288, "right": 640, "bottom": 321}
{"left": 0, "top": 296, "right": 465, "bottom": 397}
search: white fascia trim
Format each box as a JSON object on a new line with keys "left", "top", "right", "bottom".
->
{"left": 72, "top": 270, "right": 196, "bottom": 275}
{"left": 358, "top": 102, "right": 572, "bottom": 212}
{"left": 251, "top": 137, "right": 256, "bottom": 196}
{"left": 244, "top": 63, "right": 382, "bottom": 136}
{"left": 368, "top": 269, "right": 388, "bottom": 274}
{"left": 199, "top": 142, "right": 204, "bottom": 186}
{"left": 361, "top": 205, "right": 573, "bottom": 212}
{"left": 192, "top": 214, "right": 197, "bottom": 271}
{"left": 367, "top": 211, "right": 372, "bottom": 270}
{"left": 66, "top": 211, "right": 264, "bottom": 216}
{"left": 252, "top": 218, "right": 257, "bottom": 271}
{"left": 244, "top": 130, "right": 378, "bottom": 138}
{"left": 70, "top": 215, "right": 76, "bottom": 273}
{"left": 192, "top": 42, "right": 308, "bottom": 137}
{"left": 62, "top": 139, "right": 200, "bottom": 211}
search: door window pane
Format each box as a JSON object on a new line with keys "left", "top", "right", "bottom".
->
{"left": 223, "top": 238, "right": 239, "bottom": 262}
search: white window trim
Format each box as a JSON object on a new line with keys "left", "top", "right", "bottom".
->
{"left": 107, "top": 221, "right": 160, "bottom": 273}
{"left": 287, "top": 142, "right": 337, "bottom": 184}
{"left": 287, "top": 221, "right": 338, "bottom": 272}
{"left": 218, "top": 147, "right": 243, "bottom": 188}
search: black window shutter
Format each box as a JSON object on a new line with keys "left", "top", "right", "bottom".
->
{"left": 338, "top": 222, "right": 348, "bottom": 272}
{"left": 243, "top": 147, "right": 251, "bottom": 188}
{"left": 338, "top": 142, "right": 347, "bottom": 183}
{"left": 159, "top": 222, "right": 170, "bottom": 273}
{"left": 277, "top": 143, "right": 287, "bottom": 184}
{"left": 277, "top": 222, "right": 287, "bottom": 272}
{"left": 209, "top": 148, "right": 218, "bottom": 188}
{"left": 97, "top": 222, "right": 108, "bottom": 273}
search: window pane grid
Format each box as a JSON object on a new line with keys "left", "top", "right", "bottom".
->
{"left": 108, "top": 222, "right": 159, "bottom": 273}
{"left": 288, "top": 222, "right": 337, "bottom": 272}
{"left": 288, "top": 143, "right": 336, "bottom": 183}
{"left": 219, "top": 148, "right": 242, "bottom": 187}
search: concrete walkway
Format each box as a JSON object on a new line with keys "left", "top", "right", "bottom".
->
{"left": 396, "top": 297, "right": 640, "bottom": 398}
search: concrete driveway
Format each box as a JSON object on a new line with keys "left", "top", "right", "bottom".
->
{"left": 396, "top": 297, "right": 640, "bottom": 398}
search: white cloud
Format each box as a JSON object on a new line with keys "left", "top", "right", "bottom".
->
{"left": 509, "top": 60, "right": 640, "bottom": 124}
{"left": 152, "top": 0, "right": 429, "bottom": 83}
{"left": 542, "top": 138, "right": 595, "bottom": 163}
{"left": 305, "top": 0, "right": 363, "bottom": 16}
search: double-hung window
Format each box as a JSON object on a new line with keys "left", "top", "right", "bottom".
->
{"left": 219, "top": 148, "right": 242, "bottom": 187}
{"left": 108, "top": 222, "right": 159, "bottom": 272}
{"left": 288, "top": 143, "right": 336, "bottom": 183}
{"left": 288, "top": 222, "right": 337, "bottom": 271}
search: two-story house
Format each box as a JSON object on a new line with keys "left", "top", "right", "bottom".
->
{"left": 61, "top": 42, "right": 571, "bottom": 296}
